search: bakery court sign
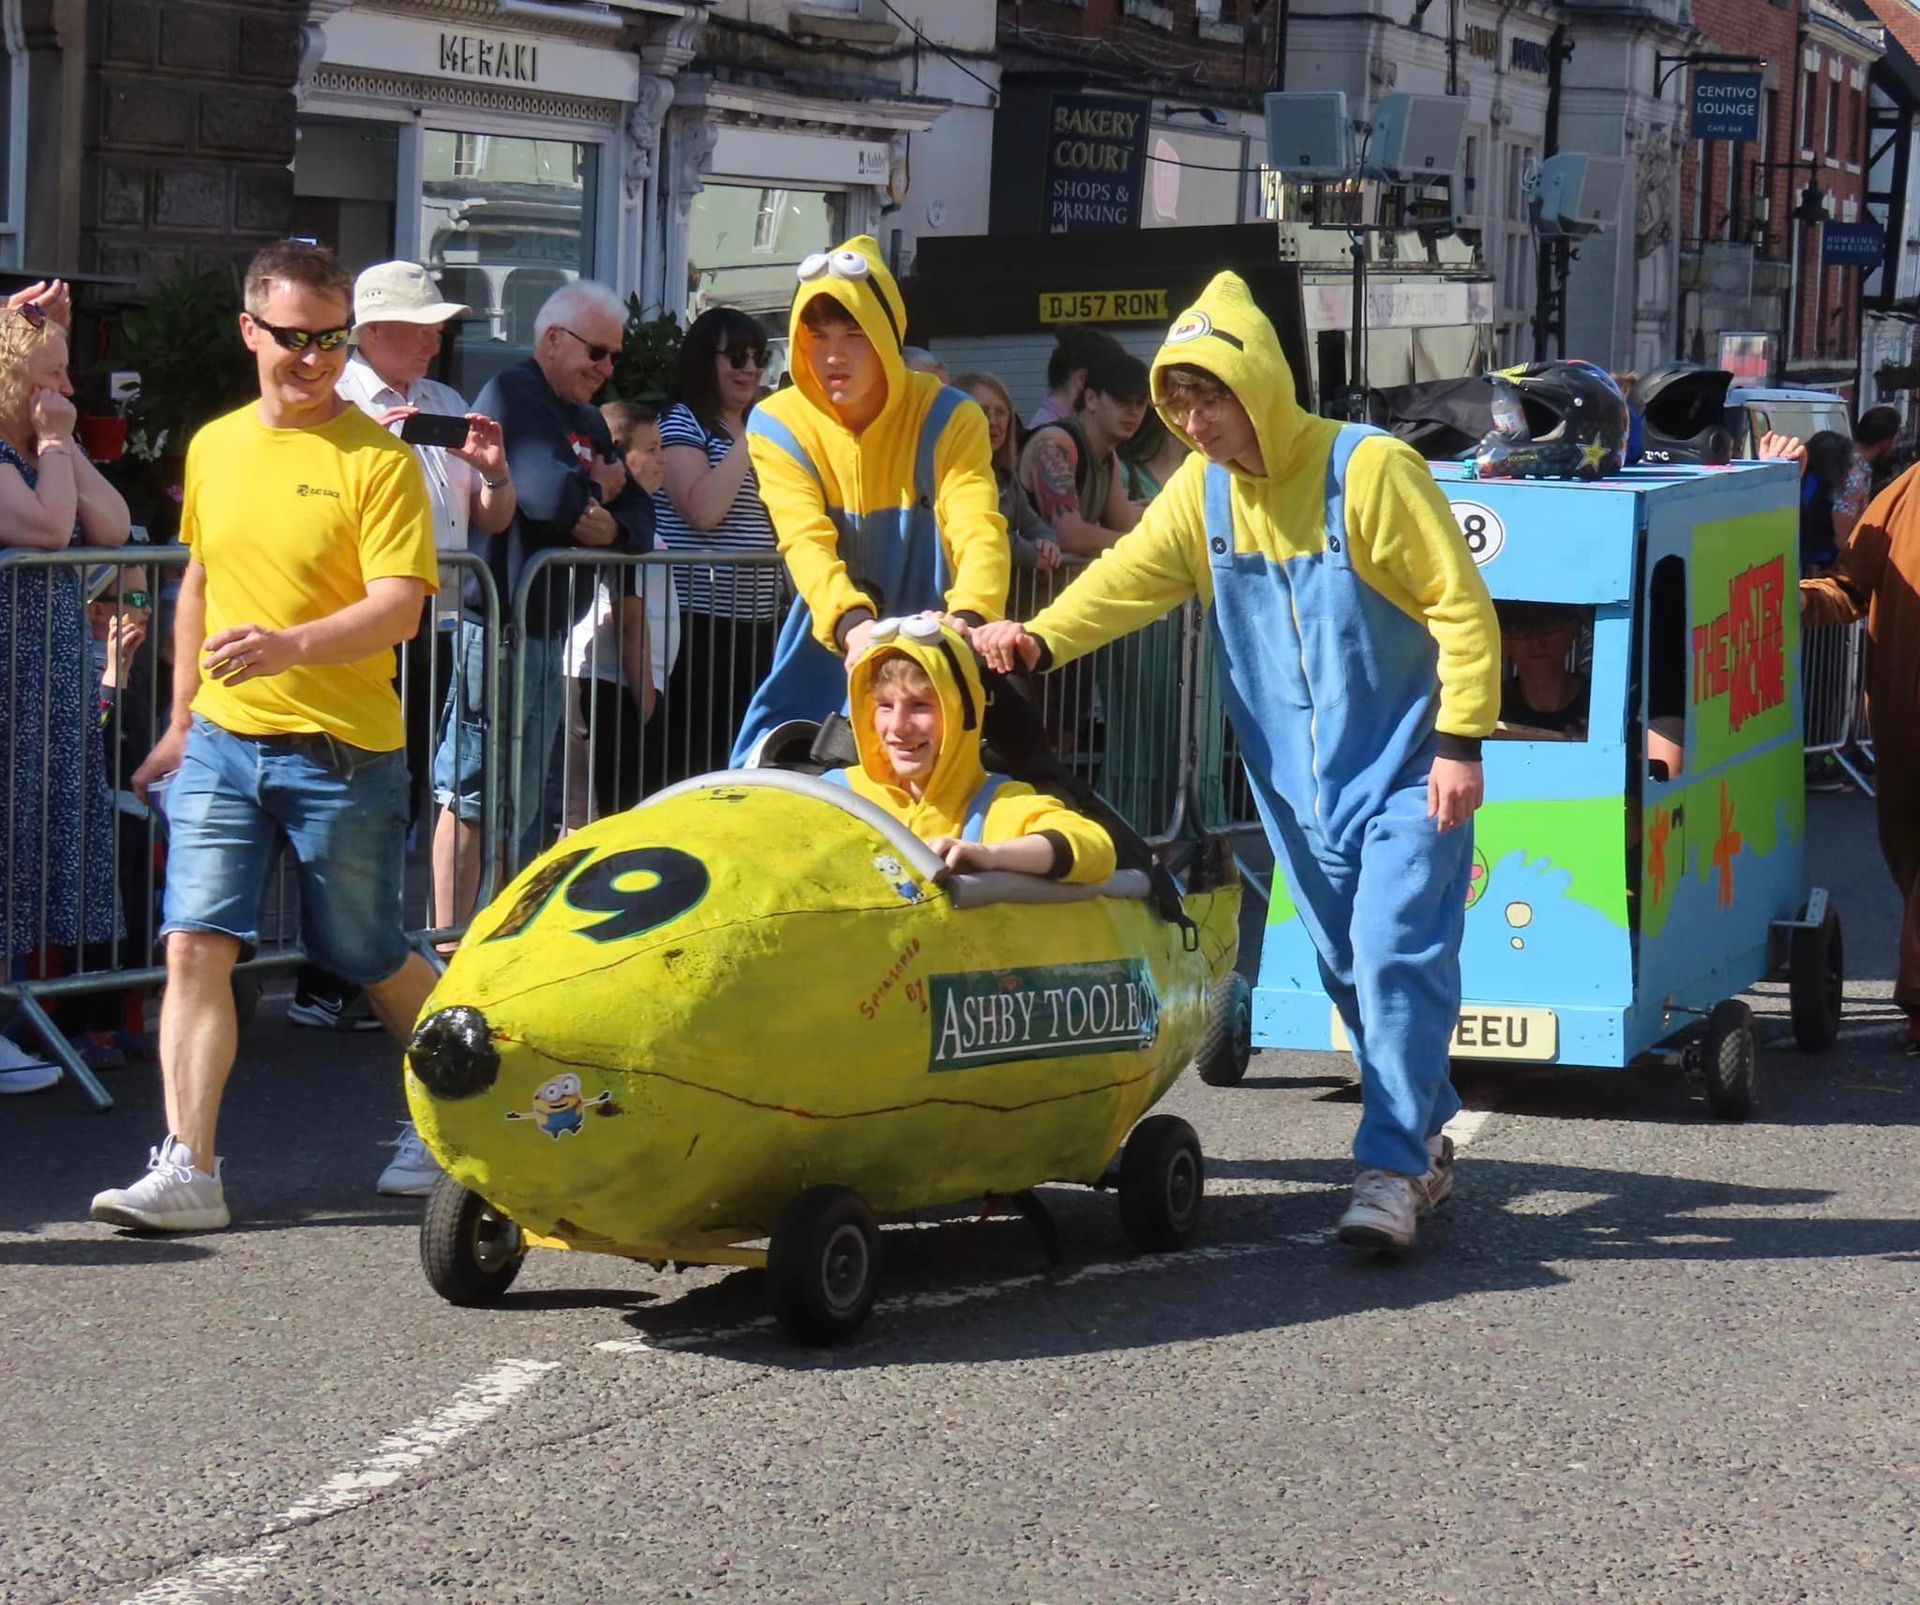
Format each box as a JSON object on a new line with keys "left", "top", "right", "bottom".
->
{"left": 319, "top": 9, "right": 640, "bottom": 103}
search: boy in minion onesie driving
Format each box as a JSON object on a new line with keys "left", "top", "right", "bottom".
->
{"left": 837, "top": 615, "right": 1115, "bottom": 885}
{"left": 977, "top": 273, "right": 1500, "bottom": 1252}
{"left": 730, "top": 237, "right": 1010, "bottom": 766}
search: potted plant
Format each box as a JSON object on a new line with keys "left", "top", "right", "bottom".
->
{"left": 604, "top": 294, "right": 682, "bottom": 406}
{"left": 104, "top": 265, "right": 256, "bottom": 538}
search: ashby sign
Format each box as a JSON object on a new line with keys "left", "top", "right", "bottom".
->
{"left": 1043, "top": 94, "right": 1151, "bottom": 233}
{"left": 1690, "top": 71, "right": 1763, "bottom": 142}
{"left": 928, "top": 960, "right": 1160, "bottom": 1070}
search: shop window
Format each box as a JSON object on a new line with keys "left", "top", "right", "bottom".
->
{"left": 0, "top": 33, "right": 18, "bottom": 267}
{"left": 1492, "top": 601, "right": 1595, "bottom": 743}
{"left": 423, "top": 130, "right": 598, "bottom": 396}
{"left": 752, "top": 189, "right": 790, "bottom": 253}
{"left": 687, "top": 182, "right": 843, "bottom": 321}
{"left": 291, "top": 118, "right": 399, "bottom": 277}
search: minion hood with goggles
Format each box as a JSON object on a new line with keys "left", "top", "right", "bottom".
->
{"left": 1472, "top": 360, "right": 1630, "bottom": 482}
{"left": 787, "top": 236, "right": 910, "bottom": 425}
{"left": 729, "top": 238, "right": 1010, "bottom": 766}
{"left": 840, "top": 617, "right": 1117, "bottom": 885}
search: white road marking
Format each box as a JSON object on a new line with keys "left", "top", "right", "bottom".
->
{"left": 116, "top": 1358, "right": 561, "bottom": 1605}
{"left": 1443, "top": 1107, "right": 1494, "bottom": 1149}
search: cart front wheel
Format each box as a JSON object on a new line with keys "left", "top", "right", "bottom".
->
{"left": 421, "top": 1174, "right": 525, "bottom": 1305}
{"left": 767, "top": 1186, "right": 880, "bottom": 1345}
{"left": 1788, "top": 904, "right": 1844, "bottom": 1052}
{"left": 1196, "top": 974, "right": 1253, "bottom": 1087}
{"left": 1118, "top": 1114, "right": 1204, "bottom": 1251}
{"left": 1701, "top": 999, "right": 1758, "bottom": 1121}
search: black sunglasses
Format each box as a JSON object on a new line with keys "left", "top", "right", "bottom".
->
{"left": 15, "top": 303, "right": 47, "bottom": 330}
{"left": 720, "top": 345, "right": 768, "bottom": 371}
{"left": 251, "top": 314, "right": 353, "bottom": 353}
{"left": 557, "top": 326, "right": 619, "bottom": 364}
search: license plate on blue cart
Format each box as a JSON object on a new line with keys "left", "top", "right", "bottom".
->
{"left": 1333, "top": 1006, "right": 1559, "bottom": 1062}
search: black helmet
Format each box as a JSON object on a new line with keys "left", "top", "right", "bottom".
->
{"left": 1634, "top": 362, "right": 1734, "bottom": 464}
{"left": 1472, "top": 360, "right": 1630, "bottom": 482}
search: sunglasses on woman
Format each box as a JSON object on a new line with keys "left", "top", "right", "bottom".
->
{"left": 720, "top": 346, "right": 768, "bottom": 371}
{"left": 14, "top": 303, "right": 47, "bottom": 330}
{"left": 250, "top": 315, "right": 354, "bottom": 354}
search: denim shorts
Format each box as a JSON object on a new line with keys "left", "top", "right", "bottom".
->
{"left": 432, "top": 619, "right": 567, "bottom": 860}
{"left": 160, "top": 715, "right": 411, "bottom": 986}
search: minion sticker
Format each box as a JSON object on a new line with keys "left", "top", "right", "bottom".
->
{"left": 872, "top": 852, "right": 925, "bottom": 904}
{"left": 506, "top": 1073, "right": 619, "bottom": 1138}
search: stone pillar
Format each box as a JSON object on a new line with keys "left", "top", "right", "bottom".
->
{"left": 84, "top": 0, "right": 303, "bottom": 286}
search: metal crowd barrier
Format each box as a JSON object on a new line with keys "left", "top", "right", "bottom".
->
{"left": 503, "top": 549, "right": 1206, "bottom": 872}
{"left": 0, "top": 546, "right": 503, "bottom": 1111}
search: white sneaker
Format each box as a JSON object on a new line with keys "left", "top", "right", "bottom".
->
{"left": 1339, "top": 1170, "right": 1420, "bottom": 1251}
{"left": 1339, "top": 1135, "right": 1457, "bottom": 1252}
{"left": 0, "top": 1036, "right": 60, "bottom": 1095}
{"left": 91, "top": 1137, "right": 229, "bottom": 1232}
{"left": 376, "top": 1121, "right": 443, "bottom": 1197}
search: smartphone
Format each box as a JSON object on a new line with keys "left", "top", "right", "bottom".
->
{"left": 400, "top": 412, "right": 471, "bottom": 450}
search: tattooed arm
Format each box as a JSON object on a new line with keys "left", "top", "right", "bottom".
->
{"left": 1019, "top": 427, "right": 1126, "bottom": 557}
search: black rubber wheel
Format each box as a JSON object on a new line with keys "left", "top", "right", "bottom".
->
{"left": 1701, "top": 999, "right": 1758, "bottom": 1121}
{"left": 1196, "top": 974, "right": 1253, "bottom": 1086}
{"left": 767, "top": 1186, "right": 880, "bottom": 1345}
{"left": 1117, "top": 1114, "right": 1204, "bottom": 1251}
{"left": 420, "top": 1174, "right": 525, "bottom": 1305}
{"left": 1788, "top": 905, "right": 1844, "bottom": 1052}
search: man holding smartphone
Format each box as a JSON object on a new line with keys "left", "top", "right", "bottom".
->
{"left": 326, "top": 261, "right": 516, "bottom": 1193}
{"left": 429, "top": 280, "right": 650, "bottom": 942}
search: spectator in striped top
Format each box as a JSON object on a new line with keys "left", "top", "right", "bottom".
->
{"left": 655, "top": 307, "right": 782, "bottom": 778}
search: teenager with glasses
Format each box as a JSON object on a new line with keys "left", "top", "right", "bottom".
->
{"left": 654, "top": 306, "right": 784, "bottom": 779}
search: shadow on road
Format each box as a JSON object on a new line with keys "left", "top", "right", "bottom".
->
{"left": 566, "top": 1152, "right": 1920, "bottom": 1367}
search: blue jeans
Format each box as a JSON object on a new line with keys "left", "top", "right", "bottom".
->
{"left": 431, "top": 621, "right": 567, "bottom": 866}
{"left": 160, "top": 715, "right": 411, "bottom": 986}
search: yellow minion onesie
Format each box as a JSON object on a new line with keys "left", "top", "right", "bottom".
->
{"left": 835, "top": 619, "right": 1116, "bottom": 884}
{"left": 1025, "top": 273, "right": 1500, "bottom": 1181}
{"left": 730, "top": 237, "right": 1010, "bottom": 764}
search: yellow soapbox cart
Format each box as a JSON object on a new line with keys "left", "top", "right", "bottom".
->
{"left": 405, "top": 770, "right": 1246, "bottom": 1343}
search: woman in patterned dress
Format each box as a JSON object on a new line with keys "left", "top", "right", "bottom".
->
{"left": 0, "top": 297, "right": 133, "bottom": 1091}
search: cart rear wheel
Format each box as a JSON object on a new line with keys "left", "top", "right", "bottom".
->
{"left": 767, "top": 1186, "right": 880, "bottom": 1345}
{"left": 1196, "top": 975, "right": 1253, "bottom": 1086}
{"left": 1117, "top": 1114, "right": 1204, "bottom": 1251}
{"left": 421, "top": 1174, "right": 525, "bottom": 1305}
{"left": 1788, "top": 904, "right": 1844, "bottom": 1052}
{"left": 1702, "top": 999, "right": 1758, "bottom": 1121}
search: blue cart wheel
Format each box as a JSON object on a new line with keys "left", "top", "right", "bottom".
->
{"left": 1196, "top": 975, "right": 1253, "bottom": 1087}
{"left": 1701, "top": 999, "right": 1758, "bottom": 1121}
{"left": 1788, "top": 905, "right": 1844, "bottom": 1053}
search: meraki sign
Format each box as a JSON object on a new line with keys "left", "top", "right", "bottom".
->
{"left": 438, "top": 31, "right": 539, "bottom": 84}
{"left": 1044, "top": 93, "right": 1151, "bottom": 233}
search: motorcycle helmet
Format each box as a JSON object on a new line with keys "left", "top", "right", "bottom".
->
{"left": 1472, "top": 360, "right": 1631, "bottom": 482}
{"left": 1633, "top": 361, "right": 1735, "bottom": 464}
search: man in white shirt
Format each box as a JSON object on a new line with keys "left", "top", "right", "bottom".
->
{"left": 324, "top": 260, "right": 516, "bottom": 1195}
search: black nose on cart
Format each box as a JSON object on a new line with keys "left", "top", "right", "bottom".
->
{"left": 408, "top": 1006, "right": 500, "bottom": 1101}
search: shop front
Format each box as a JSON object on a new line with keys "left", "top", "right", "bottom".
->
{"left": 293, "top": 0, "right": 698, "bottom": 395}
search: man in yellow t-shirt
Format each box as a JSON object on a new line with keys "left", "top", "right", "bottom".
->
{"left": 90, "top": 241, "right": 442, "bottom": 1234}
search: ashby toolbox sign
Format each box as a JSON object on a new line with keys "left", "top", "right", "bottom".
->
{"left": 928, "top": 960, "right": 1161, "bottom": 1070}
{"left": 1044, "top": 94, "right": 1151, "bottom": 233}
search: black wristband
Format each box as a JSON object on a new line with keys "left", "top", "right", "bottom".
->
{"left": 1435, "top": 732, "right": 1483, "bottom": 762}
{"left": 1037, "top": 829, "right": 1074, "bottom": 879}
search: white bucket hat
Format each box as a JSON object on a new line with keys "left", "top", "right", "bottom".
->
{"left": 353, "top": 261, "right": 471, "bottom": 326}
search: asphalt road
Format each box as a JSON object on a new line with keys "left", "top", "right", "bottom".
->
{"left": 5, "top": 790, "right": 1916, "bottom": 1605}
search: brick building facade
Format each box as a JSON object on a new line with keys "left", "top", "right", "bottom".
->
{"left": 1678, "top": 0, "right": 1882, "bottom": 389}
{"left": 85, "top": 0, "right": 303, "bottom": 285}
